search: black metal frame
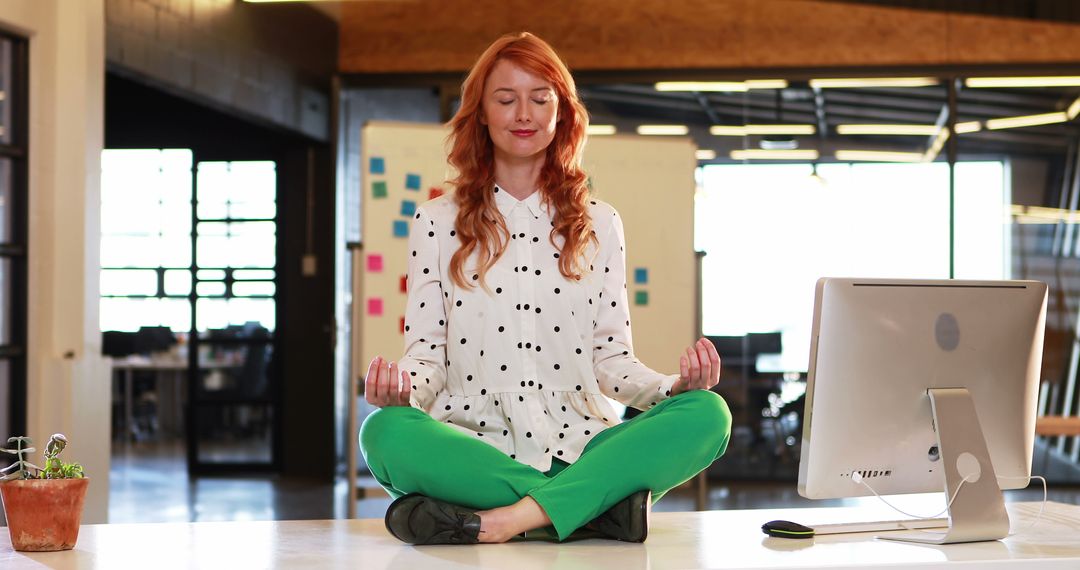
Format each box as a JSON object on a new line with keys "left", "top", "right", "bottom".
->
{"left": 0, "top": 31, "right": 28, "bottom": 439}
{"left": 186, "top": 154, "right": 281, "bottom": 474}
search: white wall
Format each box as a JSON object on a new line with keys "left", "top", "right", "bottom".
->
{"left": 0, "top": 0, "right": 110, "bottom": 523}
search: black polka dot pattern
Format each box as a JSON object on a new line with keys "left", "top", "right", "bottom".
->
{"left": 394, "top": 194, "right": 678, "bottom": 471}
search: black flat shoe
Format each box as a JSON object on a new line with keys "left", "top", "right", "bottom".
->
{"left": 384, "top": 493, "right": 482, "bottom": 545}
{"left": 585, "top": 489, "right": 652, "bottom": 542}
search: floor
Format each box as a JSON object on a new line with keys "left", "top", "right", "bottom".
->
{"left": 108, "top": 439, "right": 1080, "bottom": 524}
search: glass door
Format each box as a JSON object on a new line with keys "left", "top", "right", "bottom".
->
{"left": 188, "top": 160, "right": 279, "bottom": 472}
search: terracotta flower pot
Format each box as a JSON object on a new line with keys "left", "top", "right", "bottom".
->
{"left": 0, "top": 477, "right": 89, "bottom": 551}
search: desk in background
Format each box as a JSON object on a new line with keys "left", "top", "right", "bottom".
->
{"left": 110, "top": 355, "right": 239, "bottom": 442}
{"left": 3, "top": 502, "right": 1078, "bottom": 569}
{"left": 111, "top": 355, "right": 189, "bottom": 442}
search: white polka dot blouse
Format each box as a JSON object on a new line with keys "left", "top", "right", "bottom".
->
{"left": 398, "top": 184, "right": 677, "bottom": 472}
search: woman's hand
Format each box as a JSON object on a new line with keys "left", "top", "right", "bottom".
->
{"left": 672, "top": 337, "right": 721, "bottom": 397}
{"left": 365, "top": 355, "right": 412, "bottom": 408}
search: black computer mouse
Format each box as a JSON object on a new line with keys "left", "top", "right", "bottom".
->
{"left": 761, "top": 520, "right": 814, "bottom": 539}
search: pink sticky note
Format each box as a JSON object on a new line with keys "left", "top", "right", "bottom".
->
{"left": 366, "top": 254, "right": 383, "bottom": 273}
{"left": 367, "top": 297, "right": 384, "bottom": 316}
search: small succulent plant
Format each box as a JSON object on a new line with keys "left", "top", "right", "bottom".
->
{"left": 1, "top": 434, "right": 84, "bottom": 481}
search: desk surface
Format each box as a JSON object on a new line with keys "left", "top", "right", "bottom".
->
{"left": 2, "top": 501, "right": 1078, "bottom": 569}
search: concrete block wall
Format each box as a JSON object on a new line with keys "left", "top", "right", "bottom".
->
{"left": 106, "top": 0, "right": 335, "bottom": 141}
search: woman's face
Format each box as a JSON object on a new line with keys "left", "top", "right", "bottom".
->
{"left": 481, "top": 59, "right": 559, "bottom": 164}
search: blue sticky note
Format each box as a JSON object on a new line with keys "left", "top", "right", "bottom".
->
{"left": 370, "top": 157, "right": 385, "bottom": 175}
{"left": 401, "top": 200, "right": 417, "bottom": 217}
{"left": 405, "top": 173, "right": 421, "bottom": 191}
{"left": 392, "top": 220, "right": 409, "bottom": 238}
{"left": 634, "top": 267, "right": 649, "bottom": 284}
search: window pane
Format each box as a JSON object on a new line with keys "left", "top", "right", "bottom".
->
{"left": 0, "top": 360, "right": 9, "bottom": 443}
{"left": 0, "top": 159, "right": 11, "bottom": 244}
{"left": 696, "top": 162, "right": 1005, "bottom": 372}
{"left": 197, "top": 269, "right": 226, "bottom": 280}
{"left": 100, "top": 297, "right": 191, "bottom": 333}
{"left": 0, "top": 258, "right": 9, "bottom": 345}
{"left": 101, "top": 269, "right": 157, "bottom": 296}
{"left": 233, "top": 270, "right": 274, "bottom": 280}
{"left": 233, "top": 281, "right": 274, "bottom": 297}
{"left": 196, "top": 282, "right": 225, "bottom": 296}
{"left": 159, "top": 298, "right": 192, "bottom": 331}
{"left": 163, "top": 270, "right": 191, "bottom": 296}
{"left": 0, "top": 38, "right": 11, "bottom": 146}
{"left": 194, "top": 404, "right": 273, "bottom": 464}
{"left": 196, "top": 298, "right": 275, "bottom": 332}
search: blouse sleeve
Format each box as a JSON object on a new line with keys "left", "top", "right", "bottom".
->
{"left": 592, "top": 208, "right": 678, "bottom": 410}
{"left": 398, "top": 206, "right": 448, "bottom": 412}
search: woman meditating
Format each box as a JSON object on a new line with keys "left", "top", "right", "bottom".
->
{"left": 360, "top": 31, "right": 731, "bottom": 545}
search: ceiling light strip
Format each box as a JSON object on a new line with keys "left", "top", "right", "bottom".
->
{"left": 730, "top": 149, "right": 820, "bottom": 160}
{"left": 636, "top": 125, "right": 689, "bottom": 136}
{"left": 835, "top": 150, "right": 925, "bottom": 162}
{"left": 836, "top": 124, "right": 940, "bottom": 136}
{"left": 586, "top": 125, "right": 617, "bottom": 135}
{"left": 709, "top": 124, "right": 816, "bottom": 136}
{"left": 965, "top": 76, "right": 1080, "bottom": 88}
{"left": 809, "top": 77, "right": 939, "bottom": 89}
{"left": 985, "top": 112, "right": 1068, "bottom": 130}
{"left": 654, "top": 80, "right": 789, "bottom": 92}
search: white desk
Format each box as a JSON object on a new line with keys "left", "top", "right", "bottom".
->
{"left": 2, "top": 501, "right": 1079, "bottom": 569}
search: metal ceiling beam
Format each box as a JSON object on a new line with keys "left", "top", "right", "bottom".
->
{"left": 693, "top": 92, "right": 722, "bottom": 124}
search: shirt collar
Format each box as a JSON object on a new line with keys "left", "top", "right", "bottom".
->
{"left": 493, "top": 183, "right": 548, "bottom": 220}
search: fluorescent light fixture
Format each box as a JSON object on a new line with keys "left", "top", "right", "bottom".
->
{"left": 985, "top": 112, "right": 1068, "bottom": 130}
{"left": 586, "top": 125, "right": 617, "bottom": 135}
{"left": 1068, "top": 97, "right": 1080, "bottom": 121}
{"left": 835, "top": 150, "right": 924, "bottom": 162}
{"left": 709, "top": 124, "right": 816, "bottom": 136}
{"left": 730, "top": 149, "right": 819, "bottom": 160}
{"left": 1010, "top": 205, "right": 1080, "bottom": 225}
{"left": 809, "top": 77, "right": 939, "bottom": 89}
{"left": 744, "top": 79, "right": 789, "bottom": 90}
{"left": 955, "top": 121, "right": 982, "bottom": 134}
{"left": 695, "top": 149, "right": 717, "bottom": 160}
{"left": 636, "top": 125, "right": 689, "bottom": 136}
{"left": 709, "top": 126, "right": 747, "bottom": 136}
{"left": 654, "top": 80, "right": 789, "bottom": 92}
{"left": 836, "top": 124, "right": 940, "bottom": 136}
{"left": 655, "top": 82, "right": 747, "bottom": 92}
{"left": 965, "top": 76, "right": 1080, "bottom": 88}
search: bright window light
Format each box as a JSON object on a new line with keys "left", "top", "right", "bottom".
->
{"left": 695, "top": 161, "right": 1008, "bottom": 372}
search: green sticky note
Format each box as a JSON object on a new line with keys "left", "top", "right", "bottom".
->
{"left": 372, "top": 180, "right": 388, "bottom": 199}
{"left": 634, "top": 290, "right": 649, "bottom": 306}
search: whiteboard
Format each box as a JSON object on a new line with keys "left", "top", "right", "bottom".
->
{"left": 357, "top": 121, "right": 696, "bottom": 385}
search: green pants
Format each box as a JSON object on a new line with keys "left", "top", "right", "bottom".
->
{"left": 360, "top": 389, "right": 731, "bottom": 540}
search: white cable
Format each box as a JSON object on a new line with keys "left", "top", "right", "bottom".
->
{"left": 997, "top": 474, "right": 1048, "bottom": 536}
{"left": 852, "top": 470, "right": 973, "bottom": 520}
{"left": 852, "top": 471, "right": 1049, "bottom": 536}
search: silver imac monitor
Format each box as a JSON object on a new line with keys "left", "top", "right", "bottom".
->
{"left": 798, "top": 278, "right": 1047, "bottom": 544}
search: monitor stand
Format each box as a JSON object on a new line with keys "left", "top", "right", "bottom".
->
{"left": 879, "top": 387, "right": 1011, "bottom": 545}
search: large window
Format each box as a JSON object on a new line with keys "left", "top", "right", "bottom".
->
{"left": 100, "top": 149, "right": 193, "bottom": 332}
{"left": 695, "top": 161, "right": 1009, "bottom": 372}
{"left": 100, "top": 151, "right": 277, "bottom": 333}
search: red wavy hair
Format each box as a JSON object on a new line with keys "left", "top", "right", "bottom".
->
{"left": 446, "top": 32, "right": 596, "bottom": 291}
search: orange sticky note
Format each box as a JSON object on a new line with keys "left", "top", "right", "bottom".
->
{"left": 399, "top": 317, "right": 406, "bottom": 334}
{"left": 400, "top": 275, "right": 408, "bottom": 293}
{"left": 429, "top": 187, "right": 444, "bottom": 200}
{"left": 367, "top": 297, "right": 384, "bottom": 316}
